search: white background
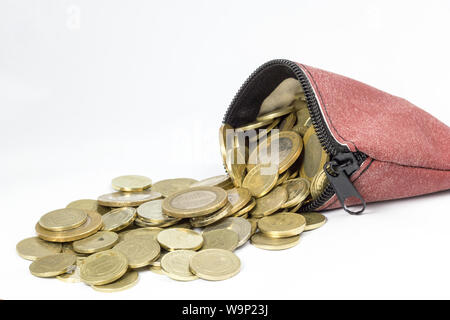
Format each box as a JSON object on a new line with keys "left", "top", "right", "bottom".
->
{"left": 1, "top": 0, "right": 449, "bottom": 300}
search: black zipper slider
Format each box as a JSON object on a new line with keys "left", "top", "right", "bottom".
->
{"left": 324, "top": 152, "right": 366, "bottom": 215}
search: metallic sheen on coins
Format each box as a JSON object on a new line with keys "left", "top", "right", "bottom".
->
{"left": 161, "top": 250, "right": 198, "bottom": 281}
{"left": 189, "top": 249, "right": 241, "bottom": 281}
{"left": 152, "top": 178, "right": 198, "bottom": 197}
{"left": 92, "top": 270, "right": 139, "bottom": 292}
{"left": 251, "top": 233, "right": 300, "bottom": 250}
{"left": 242, "top": 164, "right": 278, "bottom": 198}
{"left": 203, "top": 217, "right": 251, "bottom": 248}
{"left": 29, "top": 253, "right": 77, "bottom": 278}
{"left": 113, "top": 238, "right": 160, "bottom": 268}
{"left": 157, "top": 228, "right": 203, "bottom": 251}
{"left": 249, "top": 186, "right": 288, "bottom": 218}
{"left": 258, "top": 212, "right": 306, "bottom": 238}
{"left": 16, "top": 237, "right": 62, "bottom": 261}
{"left": 112, "top": 175, "right": 152, "bottom": 192}
{"left": 102, "top": 207, "right": 136, "bottom": 232}
{"left": 202, "top": 229, "right": 239, "bottom": 251}
{"left": 73, "top": 231, "right": 119, "bottom": 254}
{"left": 97, "top": 190, "right": 162, "bottom": 207}
{"left": 80, "top": 250, "right": 128, "bottom": 286}
{"left": 39, "top": 208, "right": 87, "bottom": 232}
{"left": 301, "top": 212, "right": 327, "bottom": 231}
{"left": 300, "top": 126, "right": 330, "bottom": 181}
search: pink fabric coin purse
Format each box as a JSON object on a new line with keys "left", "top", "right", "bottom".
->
{"left": 223, "top": 59, "right": 450, "bottom": 214}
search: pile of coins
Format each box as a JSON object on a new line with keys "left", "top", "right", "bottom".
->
{"left": 16, "top": 77, "right": 330, "bottom": 292}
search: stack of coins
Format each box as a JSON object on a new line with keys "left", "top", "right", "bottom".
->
{"left": 16, "top": 78, "right": 331, "bottom": 292}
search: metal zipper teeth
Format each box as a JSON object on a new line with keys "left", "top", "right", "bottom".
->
{"left": 223, "top": 59, "right": 367, "bottom": 211}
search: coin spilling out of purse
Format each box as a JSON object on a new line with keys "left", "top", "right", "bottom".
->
{"left": 17, "top": 78, "right": 330, "bottom": 292}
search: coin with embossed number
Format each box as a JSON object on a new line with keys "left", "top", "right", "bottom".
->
{"left": 161, "top": 250, "right": 198, "bottom": 281}
{"left": 39, "top": 208, "right": 87, "bottom": 232}
{"left": 249, "top": 186, "right": 288, "bottom": 218}
{"left": 202, "top": 229, "right": 239, "bottom": 251}
{"left": 137, "top": 199, "right": 180, "bottom": 224}
{"left": 258, "top": 212, "right": 306, "bottom": 238}
{"left": 189, "top": 249, "right": 241, "bottom": 281}
{"left": 203, "top": 217, "right": 251, "bottom": 248}
{"left": 80, "top": 250, "right": 128, "bottom": 286}
{"left": 281, "top": 178, "right": 310, "bottom": 208}
{"left": 113, "top": 238, "right": 160, "bottom": 268}
{"left": 242, "top": 164, "right": 278, "bottom": 198}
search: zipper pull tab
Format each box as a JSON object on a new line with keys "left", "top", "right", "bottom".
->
{"left": 324, "top": 152, "right": 366, "bottom": 215}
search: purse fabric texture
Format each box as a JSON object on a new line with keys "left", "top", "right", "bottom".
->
{"left": 295, "top": 63, "right": 450, "bottom": 210}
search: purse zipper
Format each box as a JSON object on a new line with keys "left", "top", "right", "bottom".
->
{"left": 223, "top": 59, "right": 368, "bottom": 214}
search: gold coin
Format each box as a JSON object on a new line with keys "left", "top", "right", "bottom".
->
{"left": 288, "top": 201, "right": 303, "bottom": 213}
{"left": 247, "top": 217, "right": 259, "bottom": 235}
{"left": 73, "top": 231, "right": 119, "bottom": 254}
{"left": 97, "top": 190, "right": 162, "bottom": 207}
{"left": 80, "top": 250, "right": 128, "bottom": 285}
{"left": 225, "top": 147, "right": 247, "bottom": 188}
{"left": 279, "top": 112, "right": 296, "bottom": 131}
{"left": 227, "top": 188, "right": 252, "bottom": 215}
{"left": 202, "top": 229, "right": 239, "bottom": 251}
{"left": 162, "top": 186, "right": 228, "bottom": 218}
{"left": 242, "top": 164, "right": 278, "bottom": 198}
{"left": 149, "top": 251, "right": 166, "bottom": 268}
{"left": 29, "top": 253, "right": 77, "bottom": 278}
{"left": 233, "top": 198, "right": 256, "bottom": 217}
{"left": 92, "top": 270, "right": 139, "bottom": 292}
{"left": 168, "top": 221, "right": 193, "bottom": 229}
{"left": 152, "top": 178, "right": 198, "bottom": 197}
{"left": 189, "top": 249, "right": 241, "bottom": 281}
{"left": 310, "top": 170, "right": 329, "bottom": 199}
{"left": 236, "top": 118, "right": 273, "bottom": 131}
{"left": 157, "top": 228, "right": 203, "bottom": 251}
{"left": 251, "top": 233, "right": 300, "bottom": 250}
{"left": 203, "top": 217, "right": 251, "bottom": 248}
{"left": 66, "top": 199, "right": 110, "bottom": 215}
{"left": 56, "top": 257, "right": 86, "bottom": 283}
{"left": 258, "top": 212, "right": 306, "bottom": 238}
{"left": 16, "top": 237, "right": 62, "bottom": 261}
{"left": 248, "top": 131, "right": 302, "bottom": 174}
{"left": 289, "top": 169, "right": 299, "bottom": 179}
{"left": 248, "top": 117, "right": 281, "bottom": 145}
{"left": 36, "top": 210, "right": 103, "bottom": 243}
{"left": 219, "top": 123, "right": 234, "bottom": 167}
{"left": 276, "top": 170, "right": 290, "bottom": 186}
{"left": 102, "top": 207, "right": 136, "bottom": 232}
{"left": 39, "top": 208, "right": 88, "bottom": 232}
{"left": 120, "top": 227, "right": 162, "bottom": 242}
{"left": 190, "top": 203, "right": 232, "bottom": 228}
{"left": 150, "top": 266, "right": 165, "bottom": 275}
{"left": 161, "top": 250, "right": 198, "bottom": 281}
{"left": 112, "top": 175, "right": 152, "bottom": 192}
{"left": 61, "top": 243, "right": 88, "bottom": 257}
{"left": 300, "top": 126, "right": 330, "bottom": 181}
{"left": 190, "top": 175, "right": 232, "bottom": 189}
{"left": 249, "top": 186, "right": 288, "bottom": 218}
{"left": 256, "top": 105, "right": 295, "bottom": 122}
{"left": 301, "top": 212, "right": 327, "bottom": 231}
{"left": 113, "top": 238, "right": 160, "bottom": 268}
{"left": 137, "top": 199, "right": 180, "bottom": 224}
{"left": 134, "top": 217, "right": 180, "bottom": 228}
{"left": 281, "top": 178, "right": 311, "bottom": 208}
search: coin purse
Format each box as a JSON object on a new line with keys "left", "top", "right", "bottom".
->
{"left": 223, "top": 59, "right": 450, "bottom": 214}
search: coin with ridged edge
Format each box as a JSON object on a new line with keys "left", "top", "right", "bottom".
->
{"left": 137, "top": 199, "right": 179, "bottom": 224}
{"left": 80, "top": 250, "right": 128, "bottom": 286}
{"left": 189, "top": 249, "right": 241, "bottom": 281}
{"left": 249, "top": 186, "right": 288, "bottom": 218}
{"left": 29, "top": 253, "right": 77, "bottom": 278}
{"left": 281, "top": 178, "right": 310, "bottom": 208}
{"left": 113, "top": 238, "right": 160, "bottom": 268}
{"left": 202, "top": 229, "right": 239, "bottom": 251}
{"left": 112, "top": 175, "right": 152, "bottom": 192}
{"left": 162, "top": 186, "right": 228, "bottom": 218}
{"left": 242, "top": 164, "right": 278, "bottom": 198}
{"left": 16, "top": 237, "right": 62, "bottom": 261}
{"left": 227, "top": 188, "right": 252, "bottom": 215}
{"left": 258, "top": 212, "right": 306, "bottom": 238}
{"left": 161, "top": 250, "right": 198, "bottom": 281}
{"left": 157, "top": 228, "right": 203, "bottom": 251}
{"left": 203, "top": 217, "right": 251, "bottom": 248}
{"left": 73, "top": 231, "right": 119, "bottom": 254}
{"left": 102, "top": 207, "right": 136, "bottom": 232}
{"left": 92, "top": 270, "right": 139, "bottom": 292}
{"left": 190, "top": 203, "right": 232, "bottom": 228}
{"left": 36, "top": 210, "right": 103, "bottom": 243}
{"left": 97, "top": 190, "right": 162, "bottom": 207}
{"left": 39, "top": 208, "right": 87, "bottom": 232}
{"left": 310, "top": 170, "right": 329, "bottom": 199}
{"left": 300, "top": 212, "right": 327, "bottom": 231}
{"left": 152, "top": 178, "right": 198, "bottom": 197}
{"left": 251, "top": 233, "right": 300, "bottom": 250}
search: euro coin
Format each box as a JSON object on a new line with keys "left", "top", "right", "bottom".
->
{"left": 300, "top": 126, "right": 330, "bottom": 181}
{"left": 249, "top": 186, "right": 288, "bottom": 218}
{"left": 162, "top": 186, "right": 228, "bottom": 218}
{"left": 102, "top": 207, "right": 136, "bottom": 232}
{"left": 73, "top": 231, "right": 119, "bottom": 254}
{"left": 242, "top": 164, "right": 278, "bottom": 198}
{"left": 113, "top": 238, "right": 160, "bottom": 268}
{"left": 189, "top": 249, "right": 241, "bottom": 281}
{"left": 233, "top": 198, "right": 256, "bottom": 217}
{"left": 157, "top": 228, "right": 203, "bottom": 251}
{"left": 251, "top": 233, "right": 300, "bottom": 250}
{"left": 227, "top": 188, "right": 252, "bottom": 215}
{"left": 97, "top": 190, "right": 162, "bottom": 207}
{"left": 92, "top": 270, "right": 139, "bottom": 292}
{"left": 111, "top": 175, "right": 152, "bottom": 192}
{"left": 137, "top": 199, "right": 180, "bottom": 224}
{"left": 120, "top": 227, "right": 162, "bottom": 242}
{"left": 80, "top": 250, "right": 128, "bottom": 286}
{"left": 161, "top": 250, "right": 198, "bottom": 281}
{"left": 258, "top": 212, "right": 306, "bottom": 238}
{"left": 39, "top": 208, "right": 87, "bottom": 232}
{"left": 310, "top": 170, "right": 329, "bottom": 199}
{"left": 36, "top": 210, "right": 103, "bottom": 243}
{"left": 259, "top": 78, "right": 303, "bottom": 115}
{"left": 190, "top": 203, "right": 232, "bottom": 228}
{"left": 29, "top": 253, "right": 77, "bottom": 278}
{"left": 202, "top": 229, "right": 239, "bottom": 251}
{"left": 66, "top": 199, "right": 110, "bottom": 215}
{"left": 152, "top": 178, "right": 198, "bottom": 197}
{"left": 16, "top": 237, "right": 62, "bottom": 261}
{"left": 256, "top": 105, "right": 295, "bottom": 122}
{"left": 281, "top": 178, "right": 310, "bottom": 208}
{"left": 203, "top": 217, "right": 251, "bottom": 248}
{"left": 300, "top": 212, "right": 327, "bottom": 231}
{"left": 190, "top": 175, "right": 232, "bottom": 189}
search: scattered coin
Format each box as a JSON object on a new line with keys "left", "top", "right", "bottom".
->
{"left": 137, "top": 199, "right": 180, "bottom": 225}
{"left": 251, "top": 233, "right": 300, "bottom": 250}
{"left": 120, "top": 227, "right": 162, "bottom": 242}
{"left": 249, "top": 186, "right": 288, "bottom": 218}
{"left": 301, "top": 212, "right": 327, "bottom": 231}
{"left": 233, "top": 198, "right": 256, "bottom": 217}
{"left": 80, "top": 250, "right": 128, "bottom": 286}
{"left": 102, "top": 207, "right": 136, "bottom": 232}
{"left": 73, "top": 231, "right": 119, "bottom": 254}
{"left": 203, "top": 217, "right": 251, "bottom": 248}
{"left": 190, "top": 175, "right": 232, "bottom": 189}
{"left": 39, "top": 208, "right": 87, "bottom": 232}
{"left": 92, "top": 270, "right": 139, "bottom": 292}
{"left": 152, "top": 178, "right": 198, "bottom": 197}
{"left": 29, "top": 253, "right": 77, "bottom": 278}
{"left": 281, "top": 178, "right": 310, "bottom": 208}
{"left": 227, "top": 188, "right": 252, "bottom": 215}
{"left": 161, "top": 250, "right": 198, "bottom": 281}
{"left": 97, "top": 190, "right": 162, "bottom": 207}
{"left": 190, "top": 203, "right": 232, "bottom": 228}
{"left": 112, "top": 175, "right": 152, "bottom": 192}
{"left": 190, "top": 249, "right": 241, "bottom": 281}
{"left": 16, "top": 237, "right": 62, "bottom": 261}
{"left": 113, "top": 238, "right": 160, "bottom": 268}
{"left": 157, "top": 228, "right": 203, "bottom": 251}
{"left": 66, "top": 199, "right": 110, "bottom": 215}
{"left": 56, "top": 257, "right": 86, "bottom": 283}
{"left": 224, "top": 147, "right": 247, "bottom": 188}
{"left": 202, "top": 229, "right": 239, "bottom": 251}
{"left": 242, "top": 164, "right": 278, "bottom": 198}
{"left": 258, "top": 212, "right": 306, "bottom": 238}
